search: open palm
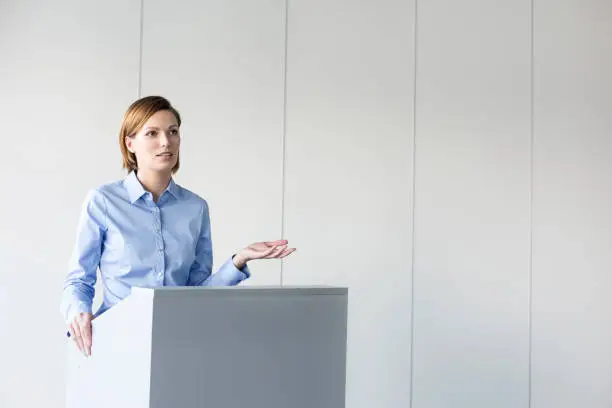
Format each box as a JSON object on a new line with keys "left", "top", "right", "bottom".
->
{"left": 241, "top": 239, "right": 295, "bottom": 261}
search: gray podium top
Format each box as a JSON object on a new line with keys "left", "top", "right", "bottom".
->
{"left": 144, "top": 284, "right": 347, "bottom": 295}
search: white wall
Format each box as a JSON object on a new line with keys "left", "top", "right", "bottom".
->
{"left": 413, "top": 0, "right": 531, "bottom": 406}
{"left": 531, "top": 1, "right": 612, "bottom": 407}
{"left": 0, "top": 1, "right": 610, "bottom": 408}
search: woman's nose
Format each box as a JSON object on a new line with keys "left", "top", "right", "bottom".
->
{"left": 159, "top": 131, "right": 169, "bottom": 147}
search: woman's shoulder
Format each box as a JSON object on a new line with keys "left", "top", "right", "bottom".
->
{"left": 173, "top": 183, "right": 209, "bottom": 208}
{"left": 93, "top": 179, "right": 128, "bottom": 200}
{"left": 78, "top": 179, "right": 129, "bottom": 208}
{"left": 74, "top": 181, "right": 123, "bottom": 224}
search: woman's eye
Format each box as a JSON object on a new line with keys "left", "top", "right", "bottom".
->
{"left": 170, "top": 129, "right": 178, "bottom": 135}
{"left": 146, "top": 131, "right": 156, "bottom": 137}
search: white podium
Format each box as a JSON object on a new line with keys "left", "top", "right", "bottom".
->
{"left": 65, "top": 286, "right": 348, "bottom": 408}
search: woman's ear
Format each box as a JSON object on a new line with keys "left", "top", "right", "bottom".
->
{"left": 125, "top": 136, "right": 134, "bottom": 153}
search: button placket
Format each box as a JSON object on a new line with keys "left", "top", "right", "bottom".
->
{"left": 153, "top": 206, "right": 165, "bottom": 283}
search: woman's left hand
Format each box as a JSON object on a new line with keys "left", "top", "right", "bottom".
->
{"left": 233, "top": 239, "right": 296, "bottom": 269}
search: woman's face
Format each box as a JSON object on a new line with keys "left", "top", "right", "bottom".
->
{"left": 126, "top": 110, "right": 180, "bottom": 174}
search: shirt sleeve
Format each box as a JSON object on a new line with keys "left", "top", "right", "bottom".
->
{"left": 187, "top": 200, "right": 250, "bottom": 286}
{"left": 60, "top": 189, "right": 107, "bottom": 324}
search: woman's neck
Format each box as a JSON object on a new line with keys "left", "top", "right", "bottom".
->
{"left": 135, "top": 169, "right": 172, "bottom": 203}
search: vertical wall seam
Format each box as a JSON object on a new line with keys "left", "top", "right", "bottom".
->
{"left": 279, "top": 0, "right": 289, "bottom": 286}
{"left": 409, "top": 0, "right": 418, "bottom": 407}
{"left": 528, "top": 0, "right": 535, "bottom": 407}
{"left": 137, "top": 0, "right": 144, "bottom": 98}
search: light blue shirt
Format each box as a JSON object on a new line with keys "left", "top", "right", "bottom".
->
{"left": 60, "top": 171, "right": 250, "bottom": 323}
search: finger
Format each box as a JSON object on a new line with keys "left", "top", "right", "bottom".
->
{"left": 69, "top": 322, "right": 81, "bottom": 351}
{"left": 74, "top": 322, "right": 87, "bottom": 357}
{"left": 266, "top": 245, "right": 286, "bottom": 258}
{"left": 260, "top": 245, "right": 280, "bottom": 257}
{"left": 265, "top": 245, "right": 287, "bottom": 258}
{"left": 278, "top": 248, "right": 296, "bottom": 258}
{"left": 81, "top": 318, "right": 93, "bottom": 356}
{"left": 265, "top": 239, "right": 288, "bottom": 247}
{"left": 276, "top": 248, "right": 294, "bottom": 258}
{"left": 71, "top": 322, "right": 86, "bottom": 356}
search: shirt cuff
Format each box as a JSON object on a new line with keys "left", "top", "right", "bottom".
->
{"left": 231, "top": 254, "right": 251, "bottom": 279}
{"left": 216, "top": 256, "right": 250, "bottom": 284}
{"left": 64, "top": 300, "right": 92, "bottom": 325}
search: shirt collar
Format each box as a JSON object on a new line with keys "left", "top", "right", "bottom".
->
{"left": 165, "top": 178, "right": 180, "bottom": 200}
{"left": 124, "top": 171, "right": 180, "bottom": 204}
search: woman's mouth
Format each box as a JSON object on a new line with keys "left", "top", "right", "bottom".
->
{"left": 156, "top": 152, "right": 175, "bottom": 161}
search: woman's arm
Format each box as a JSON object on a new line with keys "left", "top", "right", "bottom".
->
{"left": 60, "top": 189, "right": 107, "bottom": 355}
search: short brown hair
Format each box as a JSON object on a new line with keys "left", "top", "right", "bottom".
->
{"left": 119, "top": 95, "right": 182, "bottom": 173}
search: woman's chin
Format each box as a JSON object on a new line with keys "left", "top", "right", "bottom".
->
{"left": 147, "top": 163, "right": 176, "bottom": 174}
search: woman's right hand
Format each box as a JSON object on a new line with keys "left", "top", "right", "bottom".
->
{"left": 68, "top": 312, "right": 94, "bottom": 357}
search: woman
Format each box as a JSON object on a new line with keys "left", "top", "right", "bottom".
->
{"left": 60, "top": 95, "right": 295, "bottom": 357}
